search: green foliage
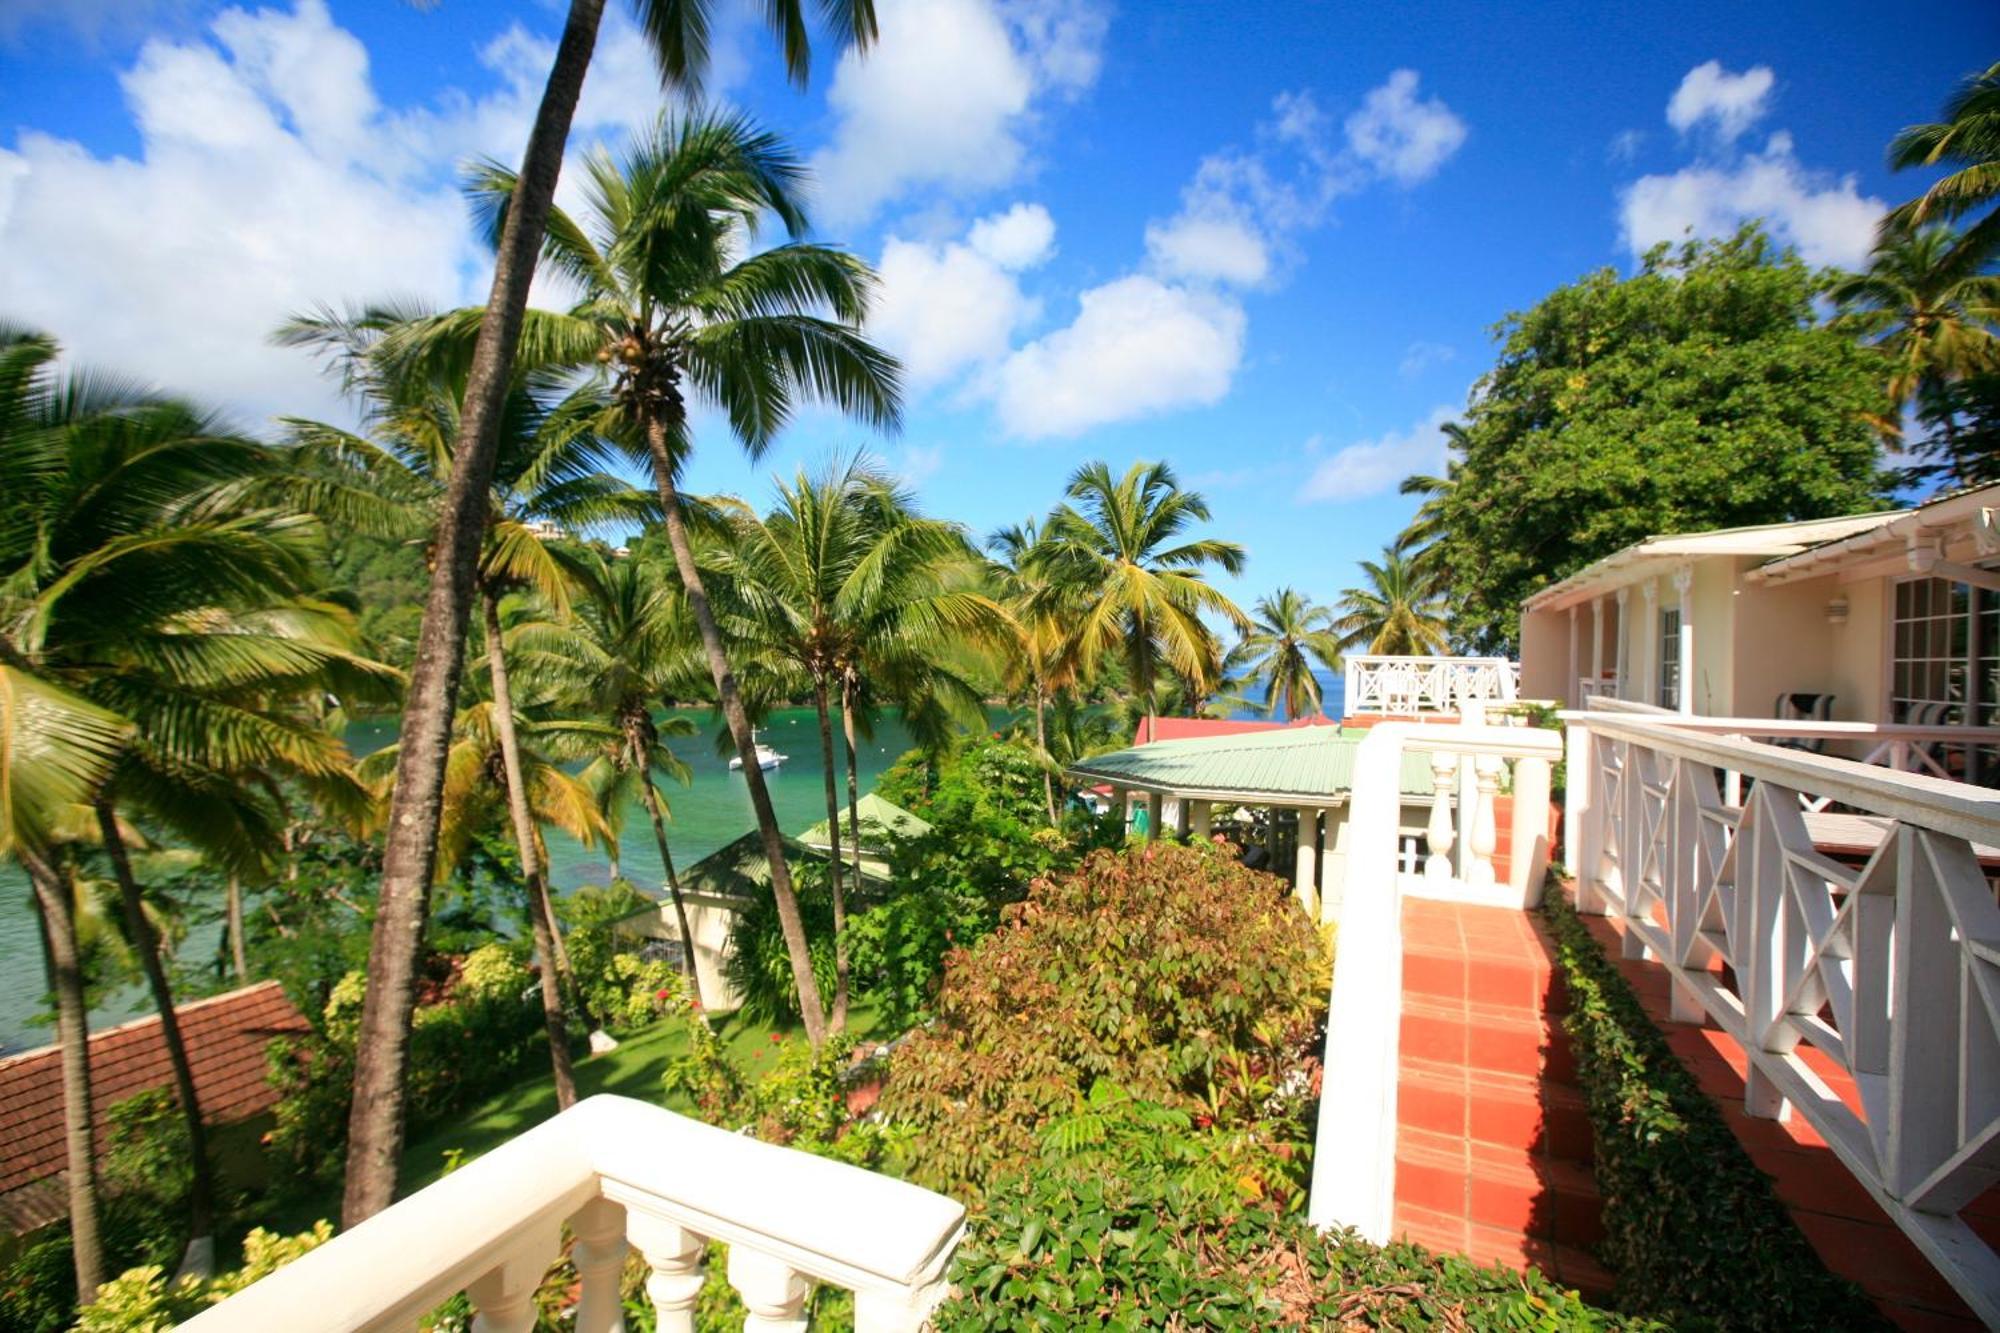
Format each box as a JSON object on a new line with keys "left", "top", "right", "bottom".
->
{"left": 1429, "top": 224, "right": 1890, "bottom": 651}
{"left": 663, "top": 1023, "right": 901, "bottom": 1170}
{"left": 263, "top": 955, "right": 546, "bottom": 1192}
{"left": 72, "top": 1222, "right": 335, "bottom": 1332}
{"left": 935, "top": 1083, "right": 1641, "bottom": 1331}
{"left": 1540, "top": 892, "right": 1886, "bottom": 1328}
{"left": 879, "top": 841, "right": 1328, "bottom": 1202}
{"left": 722, "top": 859, "right": 839, "bottom": 1024}
{"left": 560, "top": 883, "right": 691, "bottom": 1031}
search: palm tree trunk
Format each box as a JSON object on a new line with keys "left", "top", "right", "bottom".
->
{"left": 812, "top": 682, "right": 850, "bottom": 1035}
{"left": 93, "top": 800, "right": 218, "bottom": 1275}
{"left": 639, "top": 776, "right": 704, "bottom": 1012}
{"left": 1034, "top": 685, "right": 1057, "bottom": 825}
{"left": 225, "top": 875, "right": 247, "bottom": 985}
{"left": 481, "top": 589, "right": 578, "bottom": 1110}
{"left": 839, "top": 680, "right": 867, "bottom": 1031}
{"left": 341, "top": 0, "right": 606, "bottom": 1227}
{"left": 640, "top": 411, "right": 828, "bottom": 1047}
{"left": 21, "top": 844, "right": 104, "bottom": 1301}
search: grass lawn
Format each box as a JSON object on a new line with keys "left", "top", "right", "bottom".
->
{"left": 255, "top": 1001, "right": 884, "bottom": 1237}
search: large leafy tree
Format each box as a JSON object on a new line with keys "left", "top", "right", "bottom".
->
{"left": 388, "top": 111, "right": 903, "bottom": 1050}
{"left": 1228, "top": 588, "right": 1342, "bottom": 720}
{"left": 1039, "top": 462, "right": 1248, "bottom": 744}
{"left": 0, "top": 326, "right": 377, "bottom": 1297}
{"left": 283, "top": 309, "right": 653, "bottom": 1110}
{"left": 1830, "top": 224, "right": 2000, "bottom": 486}
{"left": 343, "top": 0, "right": 878, "bottom": 1225}
{"left": 712, "top": 459, "right": 992, "bottom": 1029}
{"left": 1424, "top": 225, "right": 1889, "bottom": 651}
{"left": 1331, "top": 546, "right": 1449, "bottom": 657}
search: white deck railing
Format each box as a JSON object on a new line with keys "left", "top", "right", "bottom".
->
{"left": 1562, "top": 712, "right": 2000, "bottom": 1325}
{"left": 184, "top": 1096, "right": 964, "bottom": 1332}
{"left": 1344, "top": 655, "right": 1519, "bottom": 716}
{"left": 1308, "top": 715, "right": 1563, "bottom": 1242}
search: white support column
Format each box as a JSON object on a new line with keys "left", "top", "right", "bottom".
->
{"left": 466, "top": 1223, "right": 561, "bottom": 1333}
{"left": 1591, "top": 594, "right": 1606, "bottom": 693}
{"left": 1424, "top": 752, "right": 1459, "bottom": 881}
{"left": 1294, "top": 808, "right": 1323, "bottom": 915}
{"left": 1674, "top": 564, "right": 1695, "bottom": 715}
{"left": 1174, "top": 794, "right": 1191, "bottom": 838}
{"left": 728, "top": 1247, "right": 810, "bottom": 1333}
{"left": 1145, "top": 790, "right": 1164, "bottom": 841}
{"left": 1614, "top": 587, "right": 1630, "bottom": 701}
{"left": 1510, "top": 754, "right": 1552, "bottom": 906}
{"left": 629, "top": 1213, "right": 705, "bottom": 1333}
{"left": 569, "top": 1198, "right": 629, "bottom": 1333}
{"left": 1189, "top": 800, "right": 1211, "bottom": 839}
{"left": 1567, "top": 605, "right": 1580, "bottom": 707}
{"left": 1465, "top": 757, "right": 1501, "bottom": 889}
{"left": 1641, "top": 579, "right": 1658, "bottom": 705}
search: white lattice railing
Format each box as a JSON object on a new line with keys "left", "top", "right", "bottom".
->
{"left": 184, "top": 1096, "right": 964, "bottom": 1332}
{"left": 1563, "top": 713, "right": 2000, "bottom": 1324}
{"left": 1344, "top": 656, "right": 1519, "bottom": 716}
{"left": 1308, "top": 715, "right": 1563, "bottom": 1241}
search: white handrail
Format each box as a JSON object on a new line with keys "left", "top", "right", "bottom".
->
{"left": 1308, "top": 720, "right": 1563, "bottom": 1242}
{"left": 1344, "top": 656, "right": 1520, "bottom": 716}
{"left": 1562, "top": 713, "right": 2000, "bottom": 1324}
{"left": 185, "top": 1096, "right": 965, "bottom": 1332}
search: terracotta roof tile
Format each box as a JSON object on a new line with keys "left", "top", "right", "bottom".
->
{"left": 0, "top": 981, "right": 308, "bottom": 1201}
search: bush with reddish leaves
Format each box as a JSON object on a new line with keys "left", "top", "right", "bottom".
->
{"left": 879, "top": 839, "right": 1329, "bottom": 1202}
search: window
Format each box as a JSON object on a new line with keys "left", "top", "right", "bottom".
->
{"left": 1891, "top": 575, "right": 2000, "bottom": 785}
{"left": 1658, "top": 607, "right": 1681, "bottom": 709}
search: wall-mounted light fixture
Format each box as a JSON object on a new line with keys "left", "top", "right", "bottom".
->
{"left": 1826, "top": 594, "right": 1850, "bottom": 625}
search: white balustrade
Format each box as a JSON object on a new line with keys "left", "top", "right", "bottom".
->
{"left": 182, "top": 1096, "right": 965, "bottom": 1333}
{"left": 1562, "top": 711, "right": 2000, "bottom": 1325}
{"left": 1344, "top": 655, "right": 1520, "bottom": 716}
{"left": 1308, "top": 719, "right": 1563, "bottom": 1242}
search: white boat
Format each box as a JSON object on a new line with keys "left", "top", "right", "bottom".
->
{"left": 729, "top": 730, "right": 787, "bottom": 771}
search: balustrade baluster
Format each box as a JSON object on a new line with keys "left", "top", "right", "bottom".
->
{"left": 728, "top": 1246, "right": 811, "bottom": 1333}
{"left": 1465, "top": 756, "right": 1500, "bottom": 887}
{"left": 570, "top": 1198, "right": 629, "bottom": 1333}
{"left": 1424, "top": 751, "right": 1458, "bottom": 881}
{"left": 628, "top": 1213, "right": 705, "bottom": 1333}
{"left": 466, "top": 1223, "right": 560, "bottom": 1333}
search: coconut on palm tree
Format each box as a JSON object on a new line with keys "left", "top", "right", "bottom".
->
{"left": 1332, "top": 543, "right": 1450, "bottom": 656}
{"left": 342, "top": 0, "right": 880, "bottom": 1224}
{"left": 1229, "top": 589, "right": 1342, "bottom": 721}
{"left": 387, "top": 112, "right": 903, "bottom": 1048}
{"left": 1039, "top": 461, "right": 1248, "bottom": 744}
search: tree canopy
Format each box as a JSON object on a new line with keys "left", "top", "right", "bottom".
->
{"left": 1422, "top": 224, "right": 1890, "bottom": 650}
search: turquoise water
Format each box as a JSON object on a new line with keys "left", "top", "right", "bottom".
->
{"left": 0, "top": 704, "right": 998, "bottom": 1054}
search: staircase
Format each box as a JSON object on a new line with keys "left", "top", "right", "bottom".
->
{"left": 1392, "top": 898, "right": 1611, "bottom": 1296}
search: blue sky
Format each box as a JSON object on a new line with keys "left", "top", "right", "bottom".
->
{"left": 2, "top": 0, "right": 1994, "bottom": 609}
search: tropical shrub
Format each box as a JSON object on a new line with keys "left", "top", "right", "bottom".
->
{"left": 1541, "top": 892, "right": 1885, "bottom": 1328}
{"left": 935, "top": 1085, "right": 1642, "bottom": 1331}
{"left": 662, "top": 1024, "right": 901, "bottom": 1171}
{"left": 72, "top": 1223, "right": 334, "bottom": 1332}
{"left": 879, "top": 840, "right": 1329, "bottom": 1201}
{"left": 722, "top": 859, "right": 839, "bottom": 1023}
{"left": 560, "top": 883, "right": 690, "bottom": 1032}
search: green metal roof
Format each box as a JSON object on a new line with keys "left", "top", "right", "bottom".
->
{"left": 799, "top": 792, "right": 932, "bottom": 852}
{"left": 1066, "top": 726, "right": 1437, "bottom": 802}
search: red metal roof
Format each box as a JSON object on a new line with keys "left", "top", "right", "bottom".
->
{"left": 1129, "top": 715, "right": 1336, "bottom": 746}
{"left": 0, "top": 981, "right": 308, "bottom": 1230}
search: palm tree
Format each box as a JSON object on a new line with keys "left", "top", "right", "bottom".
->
{"left": 512, "top": 549, "right": 707, "bottom": 1007}
{"left": 390, "top": 112, "right": 903, "bottom": 1049}
{"left": 988, "top": 519, "right": 1077, "bottom": 824}
{"left": 1040, "top": 461, "right": 1248, "bottom": 744}
{"left": 283, "top": 317, "right": 652, "bottom": 1110}
{"left": 1394, "top": 421, "right": 1467, "bottom": 576}
{"left": 713, "top": 459, "right": 990, "bottom": 1029}
{"left": 1888, "top": 61, "right": 2000, "bottom": 257}
{"left": 342, "top": 0, "right": 880, "bottom": 1225}
{"left": 1830, "top": 224, "right": 2000, "bottom": 484}
{"left": 1332, "top": 543, "right": 1450, "bottom": 656}
{"left": 0, "top": 325, "right": 363, "bottom": 1296}
{"left": 1229, "top": 589, "right": 1342, "bottom": 721}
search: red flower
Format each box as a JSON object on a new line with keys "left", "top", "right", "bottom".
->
{"left": 654, "top": 987, "right": 670, "bottom": 1001}
{"left": 690, "top": 999, "right": 702, "bottom": 1011}
{"left": 769, "top": 1033, "right": 783, "bottom": 1044}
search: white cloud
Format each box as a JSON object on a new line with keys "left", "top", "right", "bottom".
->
{"left": 1667, "top": 61, "right": 1774, "bottom": 144}
{"left": 968, "top": 201, "right": 1056, "bottom": 269}
{"left": 1302, "top": 405, "right": 1457, "bottom": 503}
{"left": 1607, "top": 129, "right": 1644, "bottom": 165}
{"left": 1343, "top": 69, "right": 1468, "bottom": 187}
{"left": 989, "top": 275, "right": 1245, "bottom": 438}
{"left": 1144, "top": 212, "right": 1271, "bottom": 286}
{"left": 0, "top": 0, "right": 664, "bottom": 427}
{"left": 809, "top": 0, "right": 1106, "bottom": 226}
{"left": 1619, "top": 130, "right": 1883, "bottom": 269}
{"left": 1398, "top": 340, "right": 1455, "bottom": 378}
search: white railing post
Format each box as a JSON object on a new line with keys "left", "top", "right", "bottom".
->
{"left": 467, "top": 1223, "right": 561, "bottom": 1333}
{"left": 570, "top": 1198, "right": 629, "bottom": 1333}
{"left": 729, "top": 1246, "right": 811, "bottom": 1333}
{"left": 1466, "top": 756, "right": 1501, "bottom": 888}
{"left": 629, "top": 1213, "right": 705, "bottom": 1333}
{"left": 1424, "top": 751, "right": 1458, "bottom": 881}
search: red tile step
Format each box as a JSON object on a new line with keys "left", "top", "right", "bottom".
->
{"left": 1398, "top": 1056, "right": 1593, "bottom": 1164}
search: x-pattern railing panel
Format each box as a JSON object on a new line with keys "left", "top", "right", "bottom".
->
{"left": 1572, "top": 719, "right": 2000, "bottom": 1324}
